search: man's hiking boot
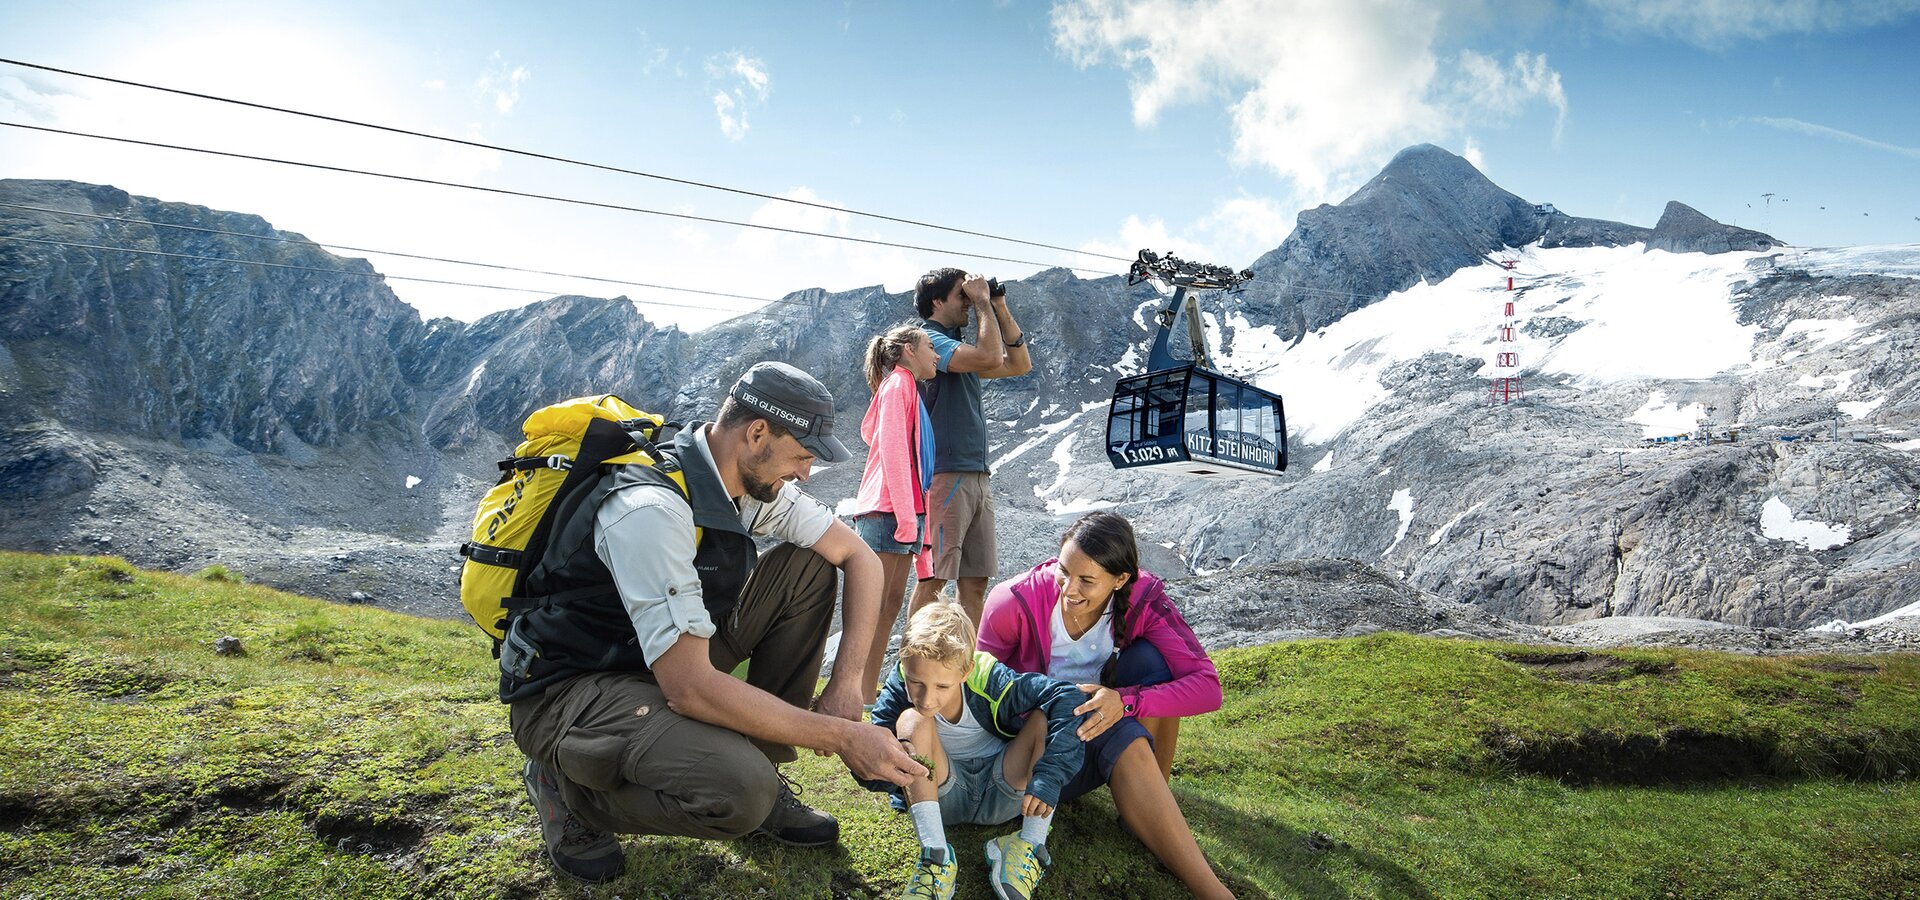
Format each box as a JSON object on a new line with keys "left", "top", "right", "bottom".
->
{"left": 523, "top": 759, "right": 626, "bottom": 884}
{"left": 752, "top": 770, "right": 839, "bottom": 847}
{"left": 983, "top": 832, "right": 1050, "bottom": 900}
{"left": 902, "top": 843, "right": 957, "bottom": 899}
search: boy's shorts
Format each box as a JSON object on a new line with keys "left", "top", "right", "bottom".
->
{"left": 936, "top": 750, "right": 1024, "bottom": 826}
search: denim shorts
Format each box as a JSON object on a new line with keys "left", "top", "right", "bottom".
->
{"left": 851, "top": 512, "right": 924, "bottom": 556}
{"left": 936, "top": 751, "right": 1024, "bottom": 826}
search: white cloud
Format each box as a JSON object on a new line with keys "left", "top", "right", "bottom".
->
{"left": 1583, "top": 0, "right": 1920, "bottom": 45}
{"left": 423, "top": 79, "right": 446, "bottom": 91}
{"left": 712, "top": 91, "right": 744, "bottom": 140}
{"left": 730, "top": 55, "right": 770, "bottom": 95}
{"left": 0, "top": 76, "right": 65, "bottom": 122}
{"left": 1050, "top": 0, "right": 1568, "bottom": 196}
{"left": 705, "top": 52, "right": 771, "bottom": 142}
{"left": 475, "top": 52, "right": 530, "bottom": 114}
{"left": 1080, "top": 192, "right": 1296, "bottom": 271}
{"left": 1196, "top": 195, "right": 1294, "bottom": 262}
{"left": 635, "top": 32, "right": 674, "bottom": 76}
{"left": 1451, "top": 50, "right": 1566, "bottom": 145}
{"left": 1462, "top": 135, "right": 1485, "bottom": 169}
{"left": 1744, "top": 116, "right": 1920, "bottom": 161}
{"left": 1078, "top": 213, "right": 1216, "bottom": 266}
{"left": 671, "top": 222, "right": 713, "bottom": 249}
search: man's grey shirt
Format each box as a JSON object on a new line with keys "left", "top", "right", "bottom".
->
{"left": 593, "top": 425, "right": 835, "bottom": 666}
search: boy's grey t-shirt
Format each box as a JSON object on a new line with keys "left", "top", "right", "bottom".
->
{"left": 920, "top": 318, "right": 989, "bottom": 474}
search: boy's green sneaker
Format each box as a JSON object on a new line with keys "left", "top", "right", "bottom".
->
{"left": 983, "top": 832, "right": 1050, "bottom": 900}
{"left": 902, "top": 844, "right": 957, "bottom": 900}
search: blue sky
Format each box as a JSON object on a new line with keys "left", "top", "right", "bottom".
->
{"left": 2, "top": 0, "right": 1915, "bottom": 329}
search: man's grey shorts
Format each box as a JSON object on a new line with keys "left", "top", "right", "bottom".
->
{"left": 926, "top": 471, "right": 997, "bottom": 581}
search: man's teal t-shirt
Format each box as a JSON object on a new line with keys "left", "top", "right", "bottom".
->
{"left": 920, "top": 318, "right": 989, "bottom": 474}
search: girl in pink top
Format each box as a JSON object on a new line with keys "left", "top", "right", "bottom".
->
{"left": 978, "top": 511, "right": 1233, "bottom": 899}
{"left": 852, "top": 324, "right": 938, "bottom": 701}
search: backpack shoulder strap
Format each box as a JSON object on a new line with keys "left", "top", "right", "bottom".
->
{"left": 511, "top": 416, "right": 646, "bottom": 597}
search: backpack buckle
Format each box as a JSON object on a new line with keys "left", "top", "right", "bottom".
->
{"left": 545, "top": 454, "right": 572, "bottom": 470}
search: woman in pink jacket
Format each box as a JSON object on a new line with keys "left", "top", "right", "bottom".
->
{"left": 978, "top": 511, "right": 1232, "bottom": 899}
{"left": 851, "top": 324, "right": 939, "bottom": 702}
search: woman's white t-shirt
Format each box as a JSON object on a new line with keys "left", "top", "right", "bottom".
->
{"left": 1047, "top": 603, "right": 1114, "bottom": 685}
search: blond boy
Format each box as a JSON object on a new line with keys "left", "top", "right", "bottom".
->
{"left": 863, "top": 604, "right": 1086, "bottom": 900}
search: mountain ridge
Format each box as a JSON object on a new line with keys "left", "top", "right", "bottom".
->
{"left": 2, "top": 147, "right": 1914, "bottom": 638}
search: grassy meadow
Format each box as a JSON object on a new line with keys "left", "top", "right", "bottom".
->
{"left": 1, "top": 552, "right": 1916, "bottom": 899}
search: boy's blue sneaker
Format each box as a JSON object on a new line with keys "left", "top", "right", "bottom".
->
{"left": 983, "top": 832, "right": 1050, "bottom": 900}
{"left": 902, "top": 843, "right": 957, "bottom": 899}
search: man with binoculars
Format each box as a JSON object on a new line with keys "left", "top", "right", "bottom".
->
{"left": 908, "top": 268, "right": 1034, "bottom": 628}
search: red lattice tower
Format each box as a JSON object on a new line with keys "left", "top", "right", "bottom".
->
{"left": 1490, "top": 258, "right": 1522, "bottom": 404}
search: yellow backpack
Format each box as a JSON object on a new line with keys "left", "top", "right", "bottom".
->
{"left": 457, "top": 395, "right": 681, "bottom": 641}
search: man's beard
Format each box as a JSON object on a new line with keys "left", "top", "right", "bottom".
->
{"left": 741, "top": 443, "right": 783, "bottom": 503}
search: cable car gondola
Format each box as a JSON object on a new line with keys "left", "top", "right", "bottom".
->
{"left": 1105, "top": 250, "right": 1287, "bottom": 479}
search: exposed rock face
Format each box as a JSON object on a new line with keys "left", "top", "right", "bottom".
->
{"left": 0, "top": 180, "right": 427, "bottom": 453}
{"left": 416, "top": 295, "right": 695, "bottom": 449}
{"left": 0, "top": 157, "right": 1910, "bottom": 637}
{"left": 1113, "top": 261, "right": 1920, "bottom": 630}
{"left": 0, "top": 422, "right": 102, "bottom": 501}
{"left": 1646, "top": 201, "right": 1780, "bottom": 255}
{"left": 1537, "top": 211, "right": 1653, "bottom": 249}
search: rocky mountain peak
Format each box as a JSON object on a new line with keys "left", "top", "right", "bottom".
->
{"left": 1234, "top": 146, "right": 1661, "bottom": 344}
{"left": 1353, "top": 143, "right": 1509, "bottom": 206}
{"left": 1647, "top": 201, "right": 1780, "bottom": 254}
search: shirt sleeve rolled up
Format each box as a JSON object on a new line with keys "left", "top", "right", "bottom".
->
{"left": 594, "top": 484, "right": 714, "bottom": 667}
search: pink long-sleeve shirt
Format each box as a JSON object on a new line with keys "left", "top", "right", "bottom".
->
{"left": 853, "top": 365, "right": 934, "bottom": 578}
{"left": 978, "top": 559, "right": 1222, "bottom": 720}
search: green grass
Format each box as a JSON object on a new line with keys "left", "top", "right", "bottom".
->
{"left": 1, "top": 551, "right": 1916, "bottom": 899}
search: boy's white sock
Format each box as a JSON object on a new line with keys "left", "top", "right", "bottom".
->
{"left": 1019, "top": 809, "right": 1053, "bottom": 847}
{"left": 909, "top": 800, "right": 947, "bottom": 854}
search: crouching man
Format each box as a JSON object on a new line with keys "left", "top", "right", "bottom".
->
{"left": 501, "top": 362, "right": 927, "bottom": 882}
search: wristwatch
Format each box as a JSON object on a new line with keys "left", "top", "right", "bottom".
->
{"left": 1004, "top": 332, "right": 1027, "bottom": 348}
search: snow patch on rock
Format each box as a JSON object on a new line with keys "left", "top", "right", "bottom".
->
{"left": 1384, "top": 489, "right": 1414, "bottom": 557}
{"left": 1760, "top": 496, "right": 1850, "bottom": 551}
{"left": 1628, "top": 390, "right": 1706, "bottom": 438}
